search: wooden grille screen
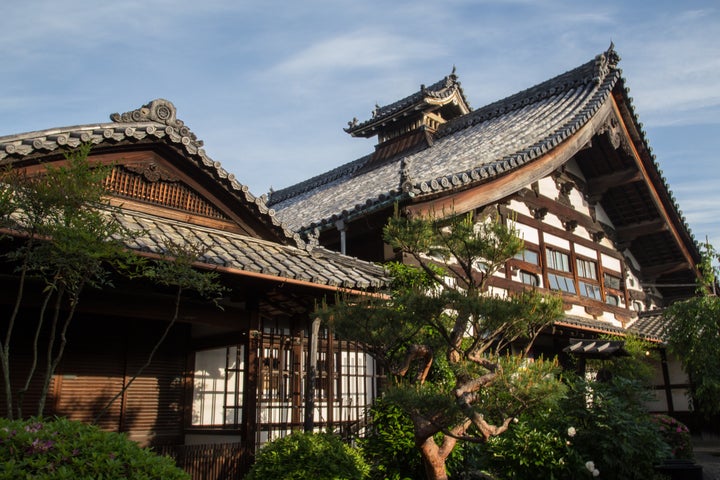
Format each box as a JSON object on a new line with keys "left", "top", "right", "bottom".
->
{"left": 104, "top": 165, "right": 229, "bottom": 220}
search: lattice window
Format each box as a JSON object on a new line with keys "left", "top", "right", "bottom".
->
{"left": 191, "top": 345, "right": 245, "bottom": 426}
{"left": 104, "top": 164, "right": 228, "bottom": 220}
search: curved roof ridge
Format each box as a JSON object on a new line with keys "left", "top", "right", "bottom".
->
{"left": 408, "top": 55, "right": 622, "bottom": 197}
{"left": 439, "top": 45, "right": 620, "bottom": 138}
{"left": 0, "top": 99, "right": 305, "bottom": 249}
{"left": 267, "top": 153, "right": 373, "bottom": 206}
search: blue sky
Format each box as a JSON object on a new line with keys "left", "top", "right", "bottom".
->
{"left": 1, "top": 0, "right": 718, "bottom": 249}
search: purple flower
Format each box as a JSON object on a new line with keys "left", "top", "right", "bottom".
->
{"left": 24, "top": 422, "right": 43, "bottom": 433}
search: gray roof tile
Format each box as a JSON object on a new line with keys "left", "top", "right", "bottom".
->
{"left": 0, "top": 99, "right": 301, "bottom": 248}
{"left": 269, "top": 47, "right": 623, "bottom": 233}
{"left": 113, "top": 209, "right": 388, "bottom": 290}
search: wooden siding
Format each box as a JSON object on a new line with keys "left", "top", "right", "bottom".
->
{"left": 158, "top": 443, "right": 248, "bottom": 480}
{"left": 0, "top": 313, "right": 190, "bottom": 447}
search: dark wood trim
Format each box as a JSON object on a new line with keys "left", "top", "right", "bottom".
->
{"left": 242, "top": 304, "right": 260, "bottom": 459}
{"left": 586, "top": 167, "right": 643, "bottom": 200}
{"left": 660, "top": 348, "right": 674, "bottom": 414}
{"left": 501, "top": 205, "right": 623, "bottom": 261}
{"left": 609, "top": 98, "right": 701, "bottom": 277}
{"left": 406, "top": 101, "right": 614, "bottom": 218}
{"left": 489, "top": 275, "right": 635, "bottom": 324}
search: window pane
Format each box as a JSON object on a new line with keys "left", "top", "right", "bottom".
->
{"left": 520, "top": 271, "right": 538, "bottom": 286}
{"left": 606, "top": 295, "right": 619, "bottom": 306}
{"left": 548, "top": 273, "right": 575, "bottom": 293}
{"left": 576, "top": 259, "right": 597, "bottom": 279}
{"left": 192, "top": 346, "right": 244, "bottom": 427}
{"left": 579, "top": 281, "right": 601, "bottom": 299}
{"left": 604, "top": 273, "right": 621, "bottom": 290}
{"left": 515, "top": 249, "right": 539, "bottom": 265}
{"left": 546, "top": 249, "right": 570, "bottom": 272}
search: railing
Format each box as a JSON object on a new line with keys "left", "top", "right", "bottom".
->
{"left": 157, "top": 443, "right": 249, "bottom": 480}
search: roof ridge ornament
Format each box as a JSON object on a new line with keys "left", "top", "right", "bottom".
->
{"left": 111, "top": 98, "right": 183, "bottom": 129}
{"left": 110, "top": 98, "right": 203, "bottom": 146}
{"left": 593, "top": 42, "right": 621, "bottom": 85}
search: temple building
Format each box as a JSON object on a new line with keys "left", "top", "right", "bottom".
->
{"left": 269, "top": 45, "right": 700, "bottom": 416}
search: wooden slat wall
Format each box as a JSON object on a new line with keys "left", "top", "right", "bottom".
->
{"left": 158, "top": 443, "right": 248, "bottom": 480}
{"left": 0, "top": 313, "right": 190, "bottom": 447}
{"left": 122, "top": 354, "right": 186, "bottom": 445}
{"left": 53, "top": 350, "right": 126, "bottom": 430}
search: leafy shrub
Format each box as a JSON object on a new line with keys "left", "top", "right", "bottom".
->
{"left": 478, "top": 413, "right": 583, "bottom": 479}
{"left": 246, "top": 431, "right": 369, "bottom": 480}
{"left": 0, "top": 416, "right": 188, "bottom": 479}
{"left": 651, "top": 414, "right": 693, "bottom": 459}
{"left": 558, "top": 376, "right": 670, "bottom": 480}
{"left": 477, "top": 376, "right": 670, "bottom": 480}
{"left": 359, "top": 397, "right": 423, "bottom": 480}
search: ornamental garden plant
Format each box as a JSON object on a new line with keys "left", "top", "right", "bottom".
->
{"left": 0, "top": 416, "right": 188, "bottom": 479}
{"left": 245, "top": 431, "right": 370, "bottom": 480}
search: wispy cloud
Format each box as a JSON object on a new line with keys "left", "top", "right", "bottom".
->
{"left": 271, "top": 28, "right": 444, "bottom": 76}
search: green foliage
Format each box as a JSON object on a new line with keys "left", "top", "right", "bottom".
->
{"left": 359, "top": 397, "right": 424, "bottom": 480}
{"left": 474, "top": 356, "right": 567, "bottom": 425}
{"left": 478, "top": 413, "right": 583, "bottom": 480}
{"left": 663, "top": 243, "right": 720, "bottom": 418}
{"left": 558, "top": 376, "right": 670, "bottom": 480}
{"left": 651, "top": 414, "right": 693, "bottom": 460}
{"left": 323, "top": 208, "right": 565, "bottom": 479}
{"left": 246, "top": 431, "right": 369, "bottom": 480}
{"left": 478, "top": 374, "right": 670, "bottom": 480}
{"left": 0, "top": 416, "right": 189, "bottom": 479}
{"left": 664, "top": 295, "right": 720, "bottom": 418}
{"left": 0, "top": 144, "right": 142, "bottom": 418}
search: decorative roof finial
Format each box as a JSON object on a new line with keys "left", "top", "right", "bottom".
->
{"left": 593, "top": 43, "right": 621, "bottom": 85}
{"left": 111, "top": 98, "right": 183, "bottom": 129}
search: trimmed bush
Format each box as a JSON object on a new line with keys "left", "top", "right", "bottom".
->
{"left": 0, "top": 416, "right": 189, "bottom": 479}
{"left": 246, "top": 431, "right": 369, "bottom": 480}
{"left": 652, "top": 414, "right": 693, "bottom": 460}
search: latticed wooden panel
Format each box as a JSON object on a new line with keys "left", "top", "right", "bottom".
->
{"left": 104, "top": 165, "right": 229, "bottom": 220}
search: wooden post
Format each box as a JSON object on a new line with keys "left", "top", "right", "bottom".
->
{"left": 304, "top": 317, "right": 321, "bottom": 431}
{"left": 660, "top": 347, "right": 674, "bottom": 413}
{"left": 243, "top": 301, "right": 260, "bottom": 455}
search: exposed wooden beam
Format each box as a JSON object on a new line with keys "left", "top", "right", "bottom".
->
{"left": 615, "top": 218, "right": 668, "bottom": 243}
{"left": 642, "top": 261, "right": 692, "bottom": 280}
{"left": 586, "top": 167, "right": 643, "bottom": 201}
{"left": 610, "top": 98, "right": 701, "bottom": 280}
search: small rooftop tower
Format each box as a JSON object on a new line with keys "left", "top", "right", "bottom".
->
{"left": 345, "top": 69, "right": 471, "bottom": 164}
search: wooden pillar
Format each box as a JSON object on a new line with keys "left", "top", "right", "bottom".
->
{"left": 291, "top": 324, "right": 304, "bottom": 425}
{"left": 242, "top": 299, "right": 261, "bottom": 455}
{"left": 304, "top": 317, "right": 321, "bottom": 431}
{"left": 660, "top": 348, "right": 674, "bottom": 413}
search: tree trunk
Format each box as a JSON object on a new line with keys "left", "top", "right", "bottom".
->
{"left": 419, "top": 437, "right": 449, "bottom": 480}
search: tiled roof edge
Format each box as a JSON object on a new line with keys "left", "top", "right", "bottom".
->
{"left": 408, "top": 61, "right": 622, "bottom": 197}
{"left": 613, "top": 77, "right": 700, "bottom": 257}
{"left": 0, "top": 99, "right": 306, "bottom": 249}
{"left": 300, "top": 189, "right": 409, "bottom": 236}
{"left": 267, "top": 153, "right": 372, "bottom": 206}
{"left": 438, "top": 45, "right": 620, "bottom": 138}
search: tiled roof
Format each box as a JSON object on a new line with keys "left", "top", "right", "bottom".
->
{"left": 627, "top": 310, "right": 666, "bottom": 342}
{"left": 0, "top": 99, "right": 303, "bottom": 248}
{"left": 555, "top": 315, "right": 628, "bottom": 336}
{"left": 344, "top": 70, "right": 471, "bottom": 136}
{"left": 115, "top": 208, "right": 388, "bottom": 290}
{"left": 268, "top": 46, "right": 623, "bottom": 233}
{"left": 556, "top": 312, "right": 667, "bottom": 343}
{"left": 563, "top": 338, "right": 629, "bottom": 358}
